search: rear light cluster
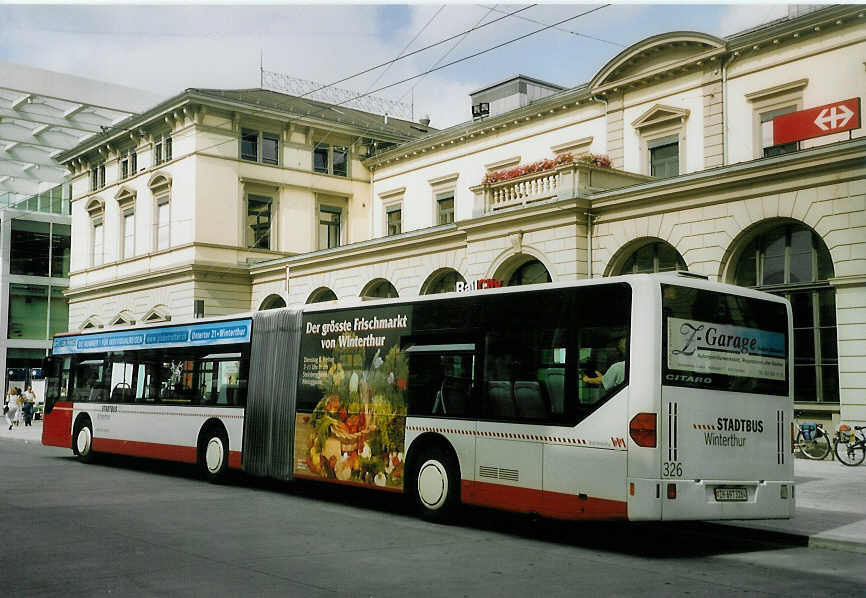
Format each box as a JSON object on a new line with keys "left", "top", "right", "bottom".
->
{"left": 629, "top": 412, "right": 657, "bottom": 447}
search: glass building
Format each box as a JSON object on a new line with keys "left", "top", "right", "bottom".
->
{"left": 1, "top": 184, "right": 71, "bottom": 392}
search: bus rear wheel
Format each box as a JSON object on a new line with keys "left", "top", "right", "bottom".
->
{"left": 200, "top": 429, "right": 229, "bottom": 483}
{"left": 73, "top": 419, "right": 96, "bottom": 463}
{"left": 412, "top": 447, "right": 460, "bottom": 522}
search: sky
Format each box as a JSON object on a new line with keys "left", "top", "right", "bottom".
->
{"left": 0, "top": 3, "right": 794, "bottom": 129}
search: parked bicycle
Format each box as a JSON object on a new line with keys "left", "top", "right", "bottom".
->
{"left": 834, "top": 425, "right": 866, "bottom": 466}
{"left": 795, "top": 422, "right": 832, "bottom": 460}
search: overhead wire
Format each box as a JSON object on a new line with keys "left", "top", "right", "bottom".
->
{"left": 98, "top": 4, "right": 612, "bottom": 178}
{"left": 293, "top": 4, "right": 537, "bottom": 101}
{"left": 477, "top": 4, "right": 625, "bottom": 47}
{"left": 398, "top": 4, "right": 499, "bottom": 106}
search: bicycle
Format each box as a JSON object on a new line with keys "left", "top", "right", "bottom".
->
{"left": 834, "top": 425, "right": 866, "bottom": 466}
{"left": 795, "top": 422, "right": 832, "bottom": 460}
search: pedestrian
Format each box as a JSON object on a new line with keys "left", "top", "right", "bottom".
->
{"left": 5, "top": 387, "right": 21, "bottom": 430}
{"left": 21, "top": 385, "right": 36, "bottom": 427}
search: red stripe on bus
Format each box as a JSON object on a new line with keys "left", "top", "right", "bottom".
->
{"left": 229, "top": 451, "right": 242, "bottom": 469}
{"left": 461, "top": 480, "right": 627, "bottom": 520}
{"left": 42, "top": 402, "right": 74, "bottom": 449}
{"left": 93, "top": 437, "right": 198, "bottom": 463}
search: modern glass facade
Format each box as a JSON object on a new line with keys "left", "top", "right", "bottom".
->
{"left": 1, "top": 188, "right": 72, "bottom": 390}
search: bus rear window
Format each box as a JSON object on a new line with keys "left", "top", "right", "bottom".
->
{"left": 661, "top": 284, "right": 789, "bottom": 396}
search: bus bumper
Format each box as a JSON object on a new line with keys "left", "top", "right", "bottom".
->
{"left": 627, "top": 478, "right": 796, "bottom": 521}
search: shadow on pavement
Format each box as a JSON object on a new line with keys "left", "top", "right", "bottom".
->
{"left": 51, "top": 451, "right": 810, "bottom": 558}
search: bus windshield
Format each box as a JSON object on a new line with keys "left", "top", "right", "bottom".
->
{"left": 661, "top": 284, "right": 789, "bottom": 396}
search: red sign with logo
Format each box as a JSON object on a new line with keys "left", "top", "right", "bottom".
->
{"left": 772, "top": 98, "right": 861, "bottom": 145}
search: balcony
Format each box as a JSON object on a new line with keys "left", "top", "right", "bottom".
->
{"left": 470, "top": 162, "right": 652, "bottom": 215}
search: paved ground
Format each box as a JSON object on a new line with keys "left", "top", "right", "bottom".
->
{"left": 4, "top": 420, "right": 865, "bottom": 555}
{"left": 4, "top": 431, "right": 866, "bottom": 597}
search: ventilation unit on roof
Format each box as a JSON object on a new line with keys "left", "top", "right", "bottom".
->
{"left": 469, "top": 75, "right": 565, "bottom": 120}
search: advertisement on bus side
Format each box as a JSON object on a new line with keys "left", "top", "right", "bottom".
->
{"left": 294, "top": 306, "right": 412, "bottom": 490}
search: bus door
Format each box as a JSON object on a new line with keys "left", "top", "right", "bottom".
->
{"left": 658, "top": 285, "right": 793, "bottom": 518}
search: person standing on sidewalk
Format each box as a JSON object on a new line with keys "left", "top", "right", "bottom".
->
{"left": 5, "top": 387, "right": 21, "bottom": 430}
{"left": 21, "top": 385, "right": 36, "bottom": 427}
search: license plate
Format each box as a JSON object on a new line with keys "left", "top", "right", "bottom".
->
{"left": 714, "top": 487, "right": 747, "bottom": 502}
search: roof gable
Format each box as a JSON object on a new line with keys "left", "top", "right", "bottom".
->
{"left": 591, "top": 32, "right": 726, "bottom": 92}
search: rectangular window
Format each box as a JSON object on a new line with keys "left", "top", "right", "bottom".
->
{"left": 761, "top": 107, "right": 798, "bottom": 158}
{"left": 406, "top": 343, "right": 475, "bottom": 417}
{"left": 10, "top": 219, "right": 50, "bottom": 276}
{"left": 154, "top": 134, "right": 172, "bottom": 165}
{"left": 332, "top": 146, "right": 348, "bottom": 177}
{"left": 91, "top": 164, "right": 105, "bottom": 190}
{"left": 246, "top": 195, "right": 271, "bottom": 250}
{"left": 156, "top": 201, "right": 170, "bottom": 251}
{"left": 241, "top": 129, "right": 279, "bottom": 165}
{"left": 122, "top": 211, "right": 135, "bottom": 259}
{"left": 65, "top": 344, "right": 250, "bottom": 407}
{"left": 92, "top": 221, "right": 104, "bottom": 266}
{"left": 51, "top": 223, "right": 71, "bottom": 278}
{"left": 262, "top": 133, "right": 279, "bottom": 165}
{"left": 387, "top": 207, "right": 402, "bottom": 236}
{"left": 120, "top": 149, "right": 137, "bottom": 179}
{"left": 649, "top": 136, "right": 679, "bottom": 178}
{"left": 437, "top": 193, "right": 454, "bottom": 225}
{"left": 313, "top": 143, "right": 329, "bottom": 173}
{"left": 7, "top": 284, "right": 49, "bottom": 340}
{"left": 318, "top": 206, "right": 341, "bottom": 250}
{"left": 662, "top": 284, "right": 789, "bottom": 396}
{"left": 241, "top": 128, "right": 259, "bottom": 161}
{"left": 312, "top": 143, "right": 349, "bottom": 177}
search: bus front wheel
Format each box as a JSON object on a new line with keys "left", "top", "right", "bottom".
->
{"left": 412, "top": 447, "right": 460, "bottom": 522}
{"left": 73, "top": 419, "right": 96, "bottom": 463}
{"left": 200, "top": 429, "right": 229, "bottom": 483}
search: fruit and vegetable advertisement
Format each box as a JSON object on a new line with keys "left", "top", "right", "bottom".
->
{"left": 294, "top": 306, "right": 411, "bottom": 491}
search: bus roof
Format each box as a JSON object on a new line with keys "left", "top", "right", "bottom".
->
{"left": 54, "top": 272, "right": 787, "bottom": 339}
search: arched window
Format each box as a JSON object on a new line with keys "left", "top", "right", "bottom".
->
{"left": 507, "top": 259, "right": 551, "bottom": 286}
{"left": 306, "top": 287, "right": 338, "bottom": 304}
{"left": 421, "top": 268, "right": 466, "bottom": 295}
{"left": 733, "top": 223, "right": 838, "bottom": 404}
{"left": 361, "top": 279, "right": 398, "bottom": 300}
{"left": 617, "top": 240, "right": 686, "bottom": 274}
{"left": 259, "top": 294, "right": 286, "bottom": 311}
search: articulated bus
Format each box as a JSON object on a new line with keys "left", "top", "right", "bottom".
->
{"left": 42, "top": 273, "right": 795, "bottom": 521}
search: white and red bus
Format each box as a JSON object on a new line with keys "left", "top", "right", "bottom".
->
{"left": 43, "top": 272, "right": 795, "bottom": 521}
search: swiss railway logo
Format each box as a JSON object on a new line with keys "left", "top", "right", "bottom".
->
{"left": 772, "top": 98, "right": 861, "bottom": 145}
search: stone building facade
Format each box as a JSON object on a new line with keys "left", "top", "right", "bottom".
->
{"left": 61, "top": 6, "right": 866, "bottom": 425}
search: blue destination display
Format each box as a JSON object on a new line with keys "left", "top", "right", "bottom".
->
{"left": 52, "top": 319, "right": 252, "bottom": 355}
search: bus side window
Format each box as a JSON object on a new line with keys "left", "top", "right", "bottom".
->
{"left": 405, "top": 343, "right": 475, "bottom": 418}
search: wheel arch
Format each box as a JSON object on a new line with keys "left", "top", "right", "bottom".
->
{"left": 197, "top": 417, "right": 229, "bottom": 453}
{"left": 404, "top": 432, "right": 461, "bottom": 487}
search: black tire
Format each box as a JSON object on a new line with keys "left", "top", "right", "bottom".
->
{"left": 199, "top": 428, "right": 229, "bottom": 483}
{"left": 411, "top": 446, "right": 460, "bottom": 522}
{"left": 834, "top": 440, "right": 866, "bottom": 466}
{"left": 72, "top": 418, "right": 96, "bottom": 463}
{"left": 796, "top": 430, "right": 831, "bottom": 460}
